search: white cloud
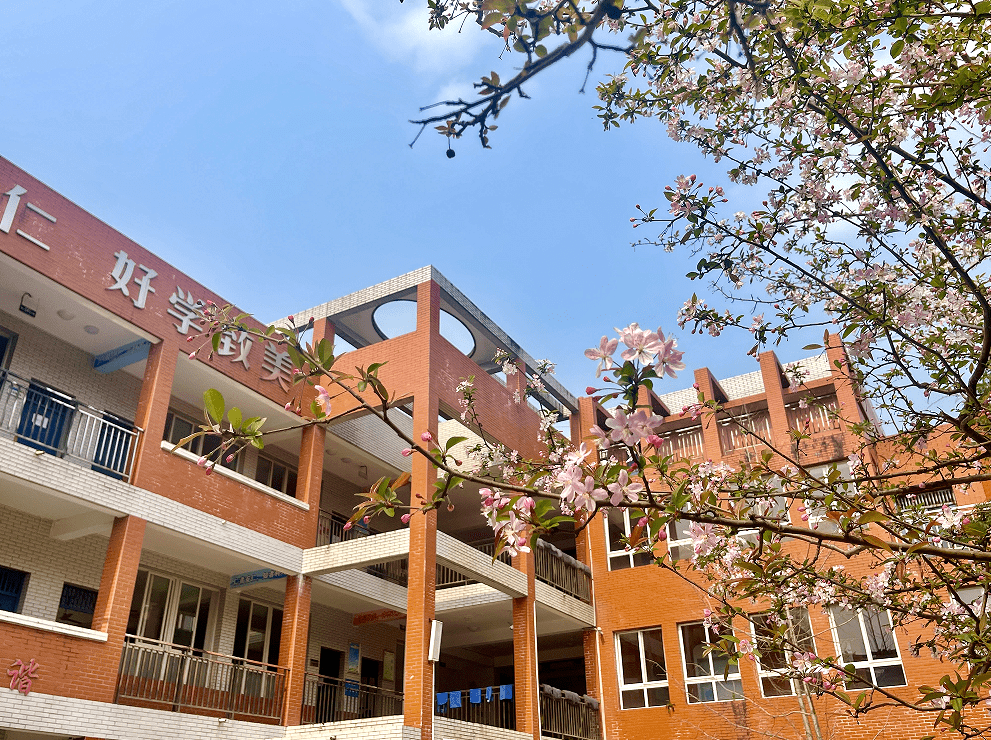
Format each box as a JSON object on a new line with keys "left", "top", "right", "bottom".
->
{"left": 337, "top": 0, "right": 490, "bottom": 75}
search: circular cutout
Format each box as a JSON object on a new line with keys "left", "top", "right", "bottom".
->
{"left": 372, "top": 300, "right": 476, "bottom": 357}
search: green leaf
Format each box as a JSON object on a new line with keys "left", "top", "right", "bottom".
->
{"left": 228, "top": 407, "right": 242, "bottom": 429}
{"left": 445, "top": 435, "right": 468, "bottom": 451}
{"left": 203, "top": 389, "right": 225, "bottom": 424}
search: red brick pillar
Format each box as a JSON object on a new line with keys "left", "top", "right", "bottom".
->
{"left": 582, "top": 627, "right": 601, "bottom": 701}
{"left": 130, "top": 339, "right": 176, "bottom": 487}
{"left": 280, "top": 574, "right": 312, "bottom": 726}
{"left": 759, "top": 350, "right": 792, "bottom": 456}
{"left": 296, "top": 423, "right": 325, "bottom": 544}
{"left": 92, "top": 515, "right": 146, "bottom": 637}
{"left": 512, "top": 549, "right": 540, "bottom": 740}
{"left": 825, "top": 333, "right": 864, "bottom": 425}
{"left": 404, "top": 279, "right": 440, "bottom": 740}
{"left": 694, "top": 367, "right": 724, "bottom": 461}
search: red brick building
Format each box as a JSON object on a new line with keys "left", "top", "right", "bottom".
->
{"left": 0, "top": 156, "right": 981, "bottom": 740}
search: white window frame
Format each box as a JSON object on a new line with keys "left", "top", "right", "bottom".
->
{"left": 615, "top": 627, "right": 670, "bottom": 709}
{"left": 827, "top": 606, "right": 907, "bottom": 689}
{"left": 678, "top": 621, "right": 743, "bottom": 703}
{"left": 605, "top": 509, "right": 652, "bottom": 570}
{"left": 666, "top": 518, "right": 693, "bottom": 562}
{"left": 804, "top": 462, "right": 853, "bottom": 533}
{"left": 128, "top": 568, "right": 218, "bottom": 649}
{"left": 750, "top": 608, "right": 816, "bottom": 698}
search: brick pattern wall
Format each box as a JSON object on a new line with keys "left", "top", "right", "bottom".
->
{"left": 0, "top": 504, "right": 108, "bottom": 620}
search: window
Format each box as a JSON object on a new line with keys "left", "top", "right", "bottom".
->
{"left": 666, "top": 519, "right": 693, "bottom": 562}
{"left": 56, "top": 583, "right": 98, "bottom": 628}
{"left": 0, "top": 566, "right": 28, "bottom": 613}
{"left": 126, "top": 569, "right": 216, "bottom": 649}
{"left": 164, "top": 410, "right": 235, "bottom": 470}
{"left": 828, "top": 607, "right": 906, "bottom": 688}
{"left": 254, "top": 453, "right": 298, "bottom": 497}
{"left": 616, "top": 627, "right": 669, "bottom": 708}
{"left": 233, "top": 598, "right": 283, "bottom": 666}
{"left": 803, "top": 462, "right": 854, "bottom": 534}
{"left": 680, "top": 622, "right": 742, "bottom": 703}
{"left": 751, "top": 608, "right": 816, "bottom": 697}
{"left": 606, "top": 509, "right": 653, "bottom": 570}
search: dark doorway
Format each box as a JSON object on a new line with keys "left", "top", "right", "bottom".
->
{"left": 360, "top": 657, "right": 382, "bottom": 717}
{"left": 317, "top": 647, "right": 343, "bottom": 723}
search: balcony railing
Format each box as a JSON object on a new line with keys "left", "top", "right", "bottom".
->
{"left": 316, "top": 511, "right": 409, "bottom": 586}
{"left": 437, "top": 541, "right": 512, "bottom": 589}
{"left": 540, "top": 686, "right": 602, "bottom": 740}
{"left": 718, "top": 410, "right": 771, "bottom": 453}
{"left": 535, "top": 540, "right": 592, "bottom": 604}
{"left": 0, "top": 368, "right": 141, "bottom": 482}
{"left": 897, "top": 486, "right": 956, "bottom": 512}
{"left": 654, "top": 424, "right": 704, "bottom": 460}
{"left": 436, "top": 685, "right": 515, "bottom": 729}
{"left": 114, "top": 636, "right": 286, "bottom": 721}
{"left": 786, "top": 395, "right": 840, "bottom": 435}
{"left": 301, "top": 673, "right": 403, "bottom": 724}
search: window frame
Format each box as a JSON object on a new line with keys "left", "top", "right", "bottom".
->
{"left": 678, "top": 621, "right": 743, "bottom": 704}
{"left": 750, "top": 608, "right": 816, "bottom": 698}
{"left": 56, "top": 583, "right": 99, "bottom": 629}
{"left": 0, "top": 565, "right": 28, "bottom": 614}
{"left": 827, "top": 606, "right": 907, "bottom": 689}
{"left": 253, "top": 452, "right": 298, "bottom": 498}
{"left": 605, "top": 509, "right": 653, "bottom": 570}
{"left": 614, "top": 627, "right": 670, "bottom": 709}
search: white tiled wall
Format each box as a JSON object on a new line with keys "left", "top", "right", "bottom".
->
{"left": 307, "top": 602, "right": 405, "bottom": 691}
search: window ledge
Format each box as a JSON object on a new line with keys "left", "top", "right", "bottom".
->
{"left": 0, "top": 610, "right": 108, "bottom": 642}
{"left": 162, "top": 441, "right": 309, "bottom": 511}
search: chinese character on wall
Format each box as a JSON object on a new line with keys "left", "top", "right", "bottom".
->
{"left": 261, "top": 342, "right": 294, "bottom": 391}
{"left": 108, "top": 250, "right": 158, "bottom": 309}
{"left": 168, "top": 286, "right": 206, "bottom": 335}
{"left": 1, "top": 185, "right": 56, "bottom": 251}
{"left": 7, "top": 658, "right": 40, "bottom": 695}
{"left": 217, "top": 330, "right": 253, "bottom": 370}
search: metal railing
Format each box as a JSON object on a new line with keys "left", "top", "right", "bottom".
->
{"left": 718, "top": 410, "right": 771, "bottom": 453}
{"left": 115, "top": 636, "right": 286, "bottom": 721}
{"left": 301, "top": 673, "right": 403, "bottom": 724}
{"left": 436, "top": 685, "right": 515, "bottom": 729}
{"left": 535, "top": 540, "right": 592, "bottom": 604}
{"left": 654, "top": 425, "right": 704, "bottom": 459}
{"left": 540, "top": 686, "right": 602, "bottom": 740}
{"left": 0, "top": 369, "right": 141, "bottom": 481}
{"left": 786, "top": 395, "right": 840, "bottom": 435}
{"left": 315, "top": 513, "right": 410, "bottom": 586}
{"left": 437, "top": 541, "right": 512, "bottom": 589}
{"left": 896, "top": 486, "right": 957, "bottom": 512}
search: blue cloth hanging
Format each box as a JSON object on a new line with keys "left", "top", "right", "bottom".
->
{"left": 449, "top": 690, "right": 462, "bottom": 708}
{"left": 344, "top": 680, "right": 359, "bottom": 698}
{"left": 436, "top": 692, "right": 449, "bottom": 711}
{"left": 469, "top": 688, "right": 482, "bottom": 704}
{"left": 500, "top": 684, "right": 513, "bottom": 701}
{"left": 485, "top": 686, "right": 494, "bottom": 702}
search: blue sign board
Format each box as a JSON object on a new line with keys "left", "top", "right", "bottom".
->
{"left": 229, "top": 568, "right": 287, "bottom": 589}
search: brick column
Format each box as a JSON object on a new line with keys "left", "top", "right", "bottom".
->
{"left": 130, "top": 339, "right": 176, "bottom": 487}
{"left": 825, "top": 333, "right": 864, "bottom": 425}
{"left": 512, "top": 549, "right": 540, "bottom": 740}
{"left": 280, "top": 574, "right": 312, "bottom": 726}
{"left": 92, "top": 515, "right": 146, "bottom": 638}
{"left": 582, "top": 627, "right": 601, "bottom": 701}
{"left": 759, "top": 350, "right": 792, "bottom": 456}
{"left": 404, "top": 279, "right": 440, "bottom": 740}
{"left": 694, "top": 367, "right": 724, "bottom": 461}
{"left": 296, "top": 423, "right": 325, "bottom": 540}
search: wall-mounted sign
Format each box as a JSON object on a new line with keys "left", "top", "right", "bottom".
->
{"left": 229, "top": 568, "right": 286, "bottom": 589}
{"left": 1, "top": 185, "right": 56, "bottom": 251}
{"left": 7, "top": 658, "right": 40, "bottom": 695}
{"left": 347, "top": 642, "right": 360, "bottom": 675}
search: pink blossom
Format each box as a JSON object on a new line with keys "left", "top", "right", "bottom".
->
{"left": 584, "top": 336, "right": 619, "bottom": 377}
{"left": 654, "top": 328, "right": 686, "bottom": 378}
{"left": 421, "top": 431, "right": 433, "bottom": 443}
{"left": 607, "top": 468, "right": 644, "bottom": 506}
{"left": 617, "top": 323, "right": 661, "bottom": 364}
{"left": 314, "top": 385, "right": 332, "bottom": 416}
{"left": 402, "top": 448, "right": 413, "bottom": 457}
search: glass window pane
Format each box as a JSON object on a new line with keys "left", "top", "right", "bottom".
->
{"left": 168, "top": 415, "right": 193, "bottom": 446}
{"left": 246, "top": 603, "right": 269, "bottom": 662}
{"left": 607, "top": 509, "right": 628, "bottom": 552}
{"left": 753, "top": 613, "right": 788, "bottom": 670}
{"left": 762, "top": 676, "right": 794, "bottom": 697}
{"left": 646, "top": 686, "right": 670, "bottom": 707}
{"left": 255, "top": 457, "right": 273, "bottom": 487}
{"left": 271, "top": 463, "right": 286, "bottom": 493}
{"left": 141, "top": 575, "right": 171, "bottom": 640}
{"left": 193, "top": 589, "right": 213, "bottom": 650}
{"left": 873, "top": 664, "right": 906, "bottom": 687}
{"left": 172, "top": 583, "right": 200, "bottom": 647}
{"left": 618, "top": 632, "right": 644, "bottom": 685}
{"left": 863, "top": 609, "right": 897, "bottom": 660}
{"left": 791, "top": 608, "right": 816, "bottom": 653}
{"left": 621, "top": 689, "right": 645, "bottom": 709}
{"left": 286, "top": 469, "right": 298, "bottom": 498}
{"left": 687, "top": 681, "right": 714, "bottom": 703}
{"left": 682, "top": 624, "right": 712, "bottom": 677}
{"left": 233, "top": 599, "right": 251, "bottom": 657}
{"left": 268, "top": 608, "right": 283, "bottom": 665}
{"left": 642, "top": 628, "right": 666, "bottom": 682}
{"left": 847, "top": 667, "right": 872, "bottom": 689}
{"left": 609, "top": 555, "right": 631, "bottom": 571}
{"left": 633, "top": 551, "right": 654, "bottom": 567}
{"left": 126, "top": 570, "right": 148, "bottom": 635}
{"left": 716, "top": 679, "right": 743, "bottom": 701}
{"left": 830, "top": 608, "right": 868, "bottom": 662}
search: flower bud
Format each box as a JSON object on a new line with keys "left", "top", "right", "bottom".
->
{"left": 421, "top": 432, "right": 433, "bottom": 443}
{"left": 401, "top": 513, "right": 412, "bottom": 524}
{"left": 197, "top": 456, "right": 208, "bottom": 467}
{"left": 586, "top": 386, "right": 597, "bottom": 395}
{"left": 189, "top": 352, "right": 196, "bottom": 360}
{"left": 402, "top": 448, "right": 413, "bottom": 457}
{"left": 343, "top": 521, "right": 353, "bottom": 531}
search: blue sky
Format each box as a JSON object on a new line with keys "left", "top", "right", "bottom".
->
{"left": 0, "top": 1, "right": 814, "bottom": 397}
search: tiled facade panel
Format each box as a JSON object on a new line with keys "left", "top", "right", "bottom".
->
{"left": 0, "top": 503, "right": 107, "bottom": 621}
{"left": 307, "top": 603, "right": 405, "bottom": 692}
{"left": 0, "top": 308, "right": 143, "bottom": 422}
{"left": 433, "top": 717, "right": 530, "bottom": 740}
{"left": 284, "top": 715, "right": 405, "bottom": 740}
